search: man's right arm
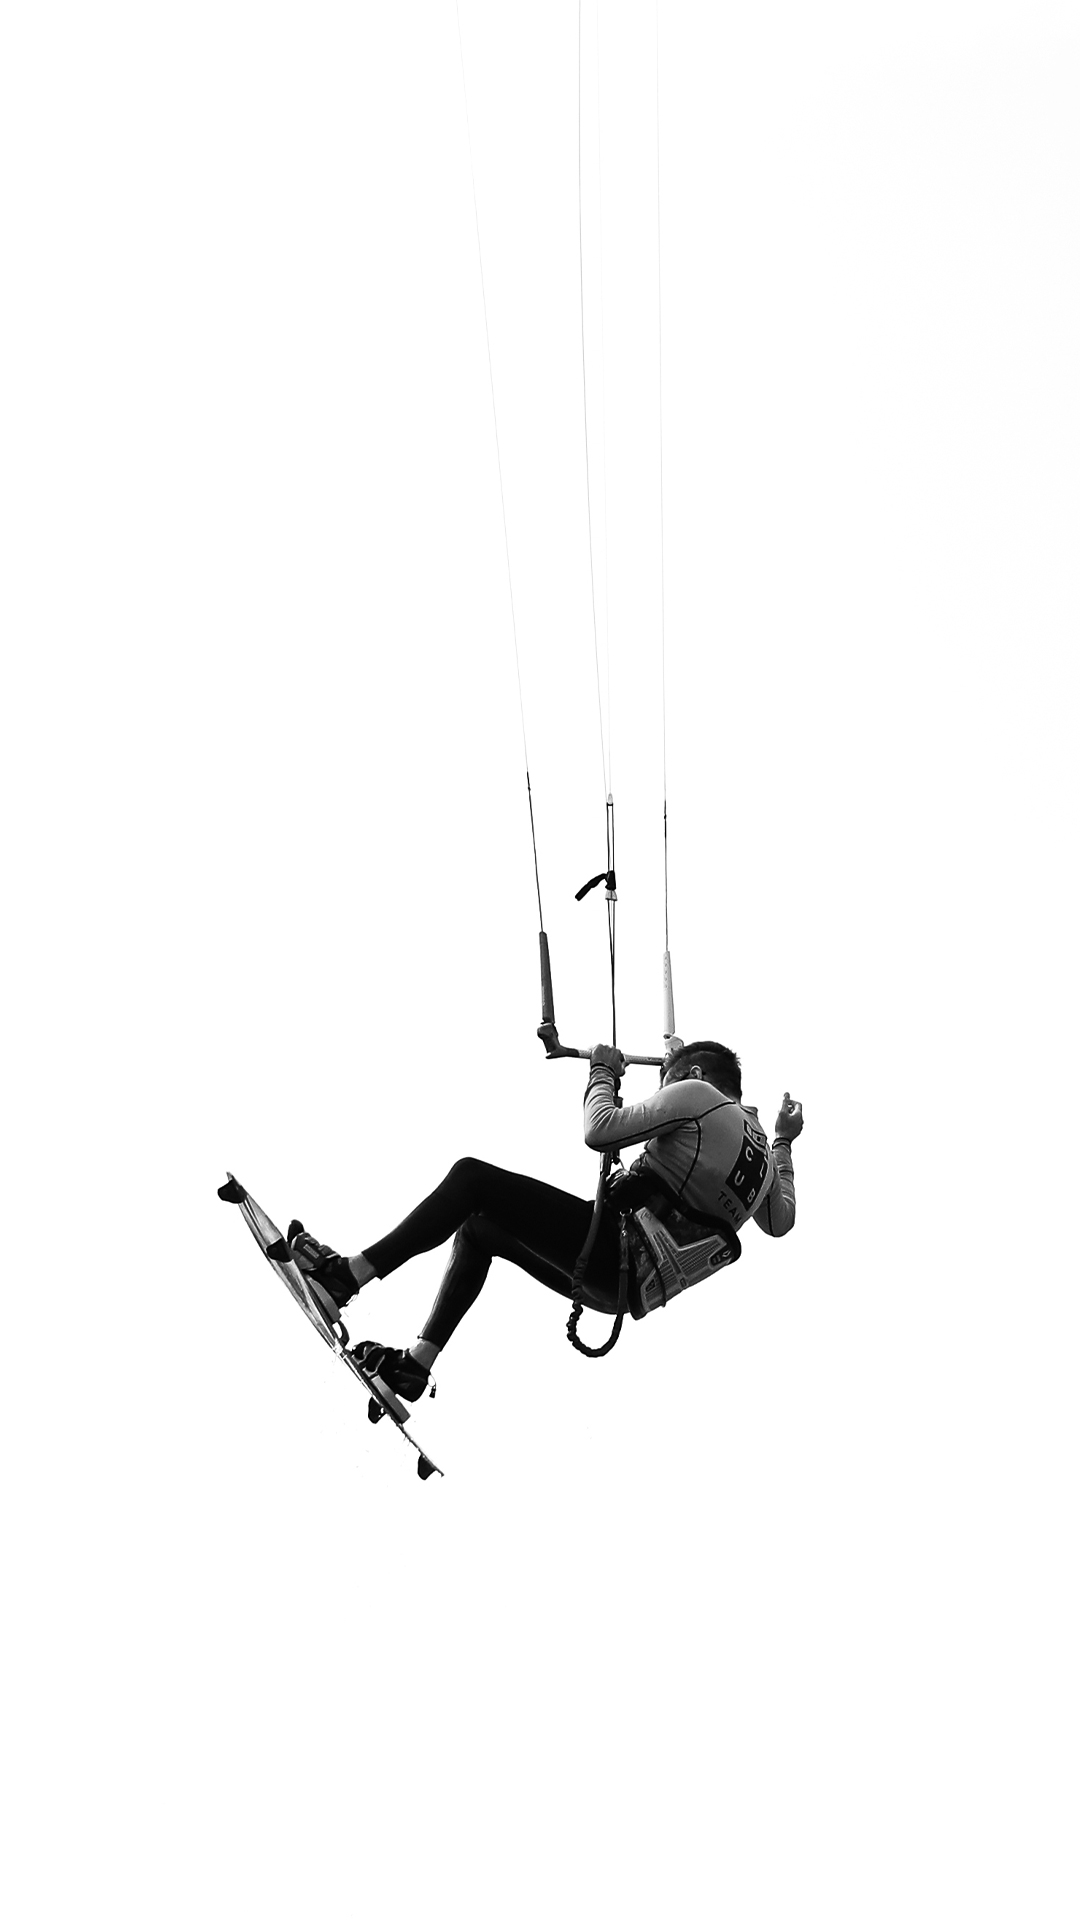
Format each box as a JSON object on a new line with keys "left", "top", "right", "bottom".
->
{"left": 754, "top": 1093, "right": 802, "bottom": 1237}
{"left": 754, "top": 1139, "right": 796, "bottom": 1235}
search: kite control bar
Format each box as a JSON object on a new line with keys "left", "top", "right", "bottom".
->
{"left": 537, "top": 1021, "right": 664, "bottom": 1069}
{"left": 537, "top": 930, "right": 667, "bottom": 1068}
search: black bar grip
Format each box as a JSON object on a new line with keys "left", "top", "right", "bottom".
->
{"left": 539, "top": 931, "right": 555, "bottom": 1026}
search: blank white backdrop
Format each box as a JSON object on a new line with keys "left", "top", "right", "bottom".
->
{"left": 4, "top": 3, "right": 1077, "bottom": 1915}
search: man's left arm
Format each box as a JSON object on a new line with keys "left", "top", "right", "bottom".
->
{"left": 582, "top": 1048, "right": 698, "bottom": 1152}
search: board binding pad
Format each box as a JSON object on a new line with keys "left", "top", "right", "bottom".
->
{"left": 218, "top": 1173, "right": 442, "bottom": 1480}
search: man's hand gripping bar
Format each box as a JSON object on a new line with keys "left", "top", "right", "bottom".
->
{"left": 537, "top": 1024, "right": 664, "bottom": 1069}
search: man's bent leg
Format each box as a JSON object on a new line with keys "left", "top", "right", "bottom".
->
{"left": 363, "top": 1159, "right": 604, "bottom": 1280}
{"left": 418, "top": 1208, "right": 623, "bottom": 1350}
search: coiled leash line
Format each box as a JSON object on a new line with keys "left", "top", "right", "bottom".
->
{"left": 566, "top": 1149, "right": 630, "bottom": 1358}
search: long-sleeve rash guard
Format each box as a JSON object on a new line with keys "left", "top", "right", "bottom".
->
{"left": 583, "top": 1066, "right": 796, "bottom": 1237}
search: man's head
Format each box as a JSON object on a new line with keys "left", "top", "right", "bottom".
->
{"left": 662, "top": 1040, "right": 742, "bottom": 1101}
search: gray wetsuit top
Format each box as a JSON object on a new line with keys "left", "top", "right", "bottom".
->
{"left": 582, "top": 1065, "right": 796, "bottom": 1238}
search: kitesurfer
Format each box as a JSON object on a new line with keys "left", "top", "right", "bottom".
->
{"left": 288, "top": 1041, "right": 801, "bottom": 1400}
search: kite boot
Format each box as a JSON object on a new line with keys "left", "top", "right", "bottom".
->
{"left": 349, "top": 1340, "right": 431, "bottom": 1403}
{"left": 286, "top": 1222, "right": 359, "bottom": 1316}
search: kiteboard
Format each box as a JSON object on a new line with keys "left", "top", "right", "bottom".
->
{"left": 217, "top": 1173, "right": 442, "bottom": 1481}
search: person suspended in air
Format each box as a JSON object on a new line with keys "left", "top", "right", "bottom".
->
{"left": 284, "top": 1039, "right": 802, "bottom": 1402}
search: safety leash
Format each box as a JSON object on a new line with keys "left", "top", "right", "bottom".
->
{"left": 566, "top": 1150, "right": 630, "bottom": 1358}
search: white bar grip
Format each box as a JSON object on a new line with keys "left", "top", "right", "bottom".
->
{"left": 662, "top": 949, "right": 675, "bottom": 1045}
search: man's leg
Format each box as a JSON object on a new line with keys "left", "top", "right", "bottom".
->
{"left": 362, "top": 1158, "right": 601, "bottom": 1280}
{"left": 417, "top": 1207, "right": 622, "bottom": 1349}
{"left": 360, "top": 1158, "right": 622, "bottom": 1351}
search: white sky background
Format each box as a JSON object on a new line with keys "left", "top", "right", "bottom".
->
{"left": 4, "top": 1, "right": 1078, "bottom": 1914}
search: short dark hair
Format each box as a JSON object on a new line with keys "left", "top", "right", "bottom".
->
{"left": 664, "top": 1040, "right": 742, "bottom": 1101}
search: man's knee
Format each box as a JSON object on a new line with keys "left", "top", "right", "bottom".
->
{"left": 446, "top": 1157, "right": 497, "bottom": 1209}
{"left": 456, "top": 1211, "right": 497, "bottom": 1257}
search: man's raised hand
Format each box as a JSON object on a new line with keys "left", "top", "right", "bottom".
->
{"left": 774, "top": 1092, "right": 803, "bottom": 1143}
